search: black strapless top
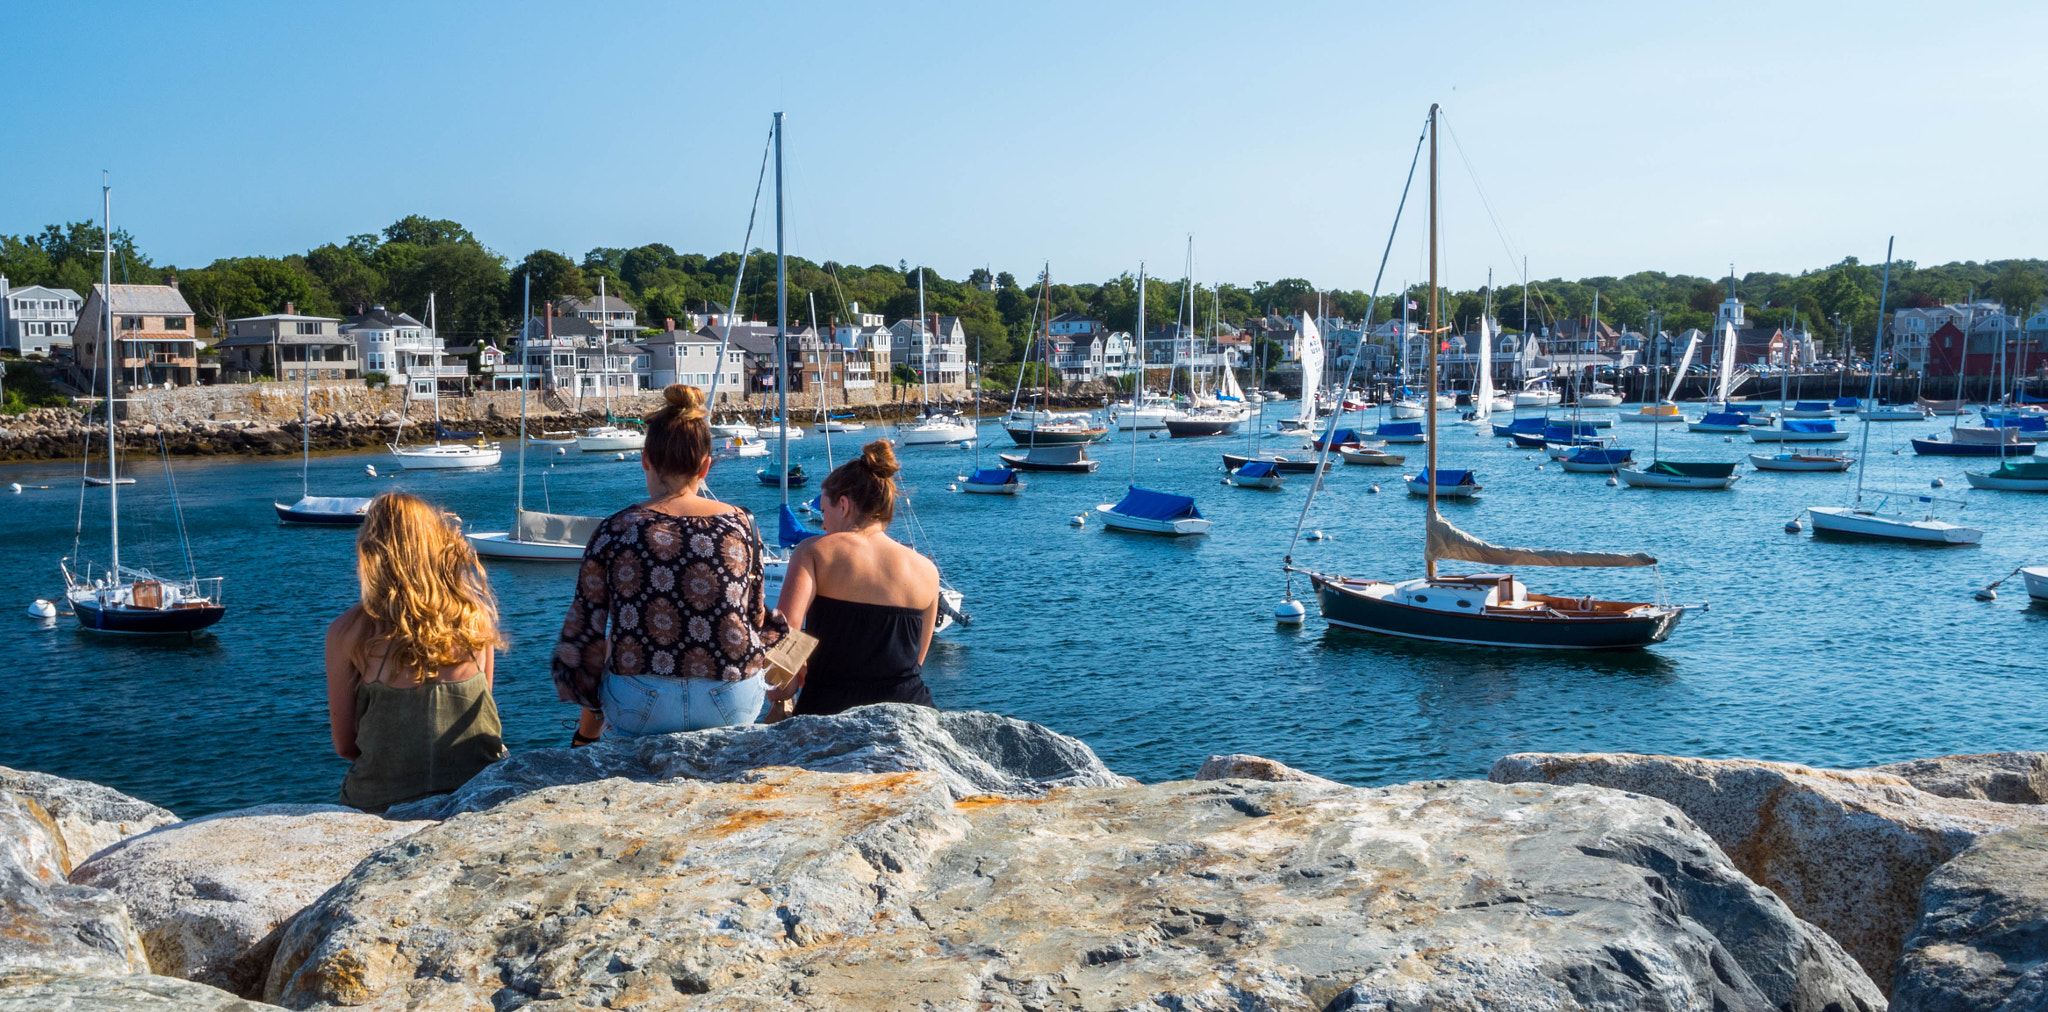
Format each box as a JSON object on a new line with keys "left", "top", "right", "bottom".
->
{"left": 794, "top": 594, "right": 933, "bottom": 717}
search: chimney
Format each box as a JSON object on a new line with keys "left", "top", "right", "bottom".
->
{"left": 285, "top": 301, "right": 296, "bottom": 316}
{"left": 165, "top": 273, "right": 178, "bottom": 290}
{"left": 665, "top": 317, "right": 675, "bottom": 332}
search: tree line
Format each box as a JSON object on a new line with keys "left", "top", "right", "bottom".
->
{"left": 2, "top": 214, "right": 2041, "bottom": 362}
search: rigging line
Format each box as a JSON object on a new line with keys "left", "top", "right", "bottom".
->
{"left": 706, "top": 123, "right": 776, "bottom": 406}
{"left": 1439, "top": 111, "right": 1528, "bottom": 287}
{"left": 1282, "top": 110, "right": 1430, "bottom": 569}
{"left": 152, "top": 400, "right": 197, "bottom": 584}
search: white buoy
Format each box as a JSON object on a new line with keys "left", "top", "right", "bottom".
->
{"left": 364, "top": 465, "right": 378, "bottom": 477}
{"left": 946, "top": 483, "right": 958, "bottom": 491}
{"left": 555, "top": 446, "right": 567, "bottom": 455}
{"left": 1535, "top": 464, "right": 1544, "bottom": 471}
{"left": 615, "top": 453, "right": 627, "bottom": 461}
{"left": 1606, "top": 476, "right": 1619, "bottom": 487}
{"left": 1307, "top": 530, "right": 1326, "bottom": 541}
{"left": 1785, "top": 518, "right": 1802, "bottom": 533}
{"left": 1524, "top": 454, "right": 1533, "bottom": 460}
{"left": 1975, "top": 587, "right": 1997, "bottom": 601}
{"left": 1069, "top": 514, "right": 1086, "bottom": 527}
{"left": 1931, "top": 477, "right": 1944, "bottom": 488}
{"left": 8, "top": 482, "right": 19, "bottom": 494}
{"left": 26, "top": 599, "right": 56, "bottom": 619}
{"left": 1723, "top": 436, "right": 1733, "bottom": 443}
{"left": 1367, "top": 484, "right": 1380, "bottom": 494}
{"left": 1274, "top": 598, "right": 1306, "bottom": 625}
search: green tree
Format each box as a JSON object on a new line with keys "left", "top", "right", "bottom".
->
{"left": 179, "top": 257, "right": 321, "bottom": 331}
{"left": 1991, "top": 264, "right": 2043, "bottom": 316}
{"left": 382, "top": 215, "right": 477, "bottom": 247}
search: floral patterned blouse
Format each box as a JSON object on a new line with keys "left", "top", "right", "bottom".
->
{"left": 552, "top": 505, "right": 786, "bottom": 710}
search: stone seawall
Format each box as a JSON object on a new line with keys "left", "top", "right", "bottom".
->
{"left": 0, "top": 381, "right": 1115, "bottom": 462}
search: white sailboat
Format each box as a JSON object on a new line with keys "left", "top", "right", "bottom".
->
{"left": 275, "top": 328, "right": 372, "bottom": 525}
{"left": 1097, "top": 262, "right": 1212, "bottom": 535}
{"left": 1805, "top": 240, "right": 1983, "bottom": 545}
{"left": 62, "top": 176, "right": 227, "bottom": 635}
{"left": 469, "top": 278, "right": 605, "bottom": 561}
{"left": 572, "top": 277, "right": 647, "bottom": 453}
{"left": 389, "top": 294, "right": 501, "bottom": 469}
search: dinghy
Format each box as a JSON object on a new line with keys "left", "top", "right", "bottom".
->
{"left": 1373, "top": 422, "right": 1426, "bottom": 444}
{"left": 1807, "top": 501, "right": 1981, "bottom": 544}
{"left": 1405, "top": 469, "right": 1481, "bottom": 497}
{"left": 998, "top": 443, "right": 1100, "bottom": 473}
{"left": 468, "top": 509, "right": 603, "bottom": 561}
{"left": 1558, "top": 447, "right": 1634, "bottom": 473}
{"left": 1750, "top": 419, "right": 1851, "bottom": 443}
{"left": 1748, "top": 452, "right": 1853, "bottom": 472}
{"left": 1340, "top": 445, "right": 1406, "bottom": 466}
{"left": 1226, "top": 460, "right": 1286, "bottom": 489}
{"left": 1783, "top": 401, "right": 1836, "bottom": 419}
{"left": 1686, "top": 411, "right": 1754, "bottom": 434}
{"left": 1616, "top": 460, "right": 1741, "bottom": 489}
{"left": 961, "top": 467, "right": 1024, "bottom": 495}
{"left": 1095, "top": 486, "right": 1211, "bottom": 536}
{"left": 275, "top": 495, "right": 373, "bottom": 525}
{"left": 1222, "top": 453, "right": 1326, "bottom": 474}
{"left": 1964, "top": 460, "right": 2048, "bottom": 491}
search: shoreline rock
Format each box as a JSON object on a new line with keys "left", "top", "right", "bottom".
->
{"left": 1865, "top": 751, "right": 2048, "bottom": 805}
{"left": 0, "top": 971, "right": 286, "bottom": 1011}
{"left": 1891, "top": 822, "right": 2048, "bottom": 1011}
{"left": 0, "top": 791, "right": 149, "bottom": 983}
{"left": 0, "top": 765, "right": 178, "bottom": 871}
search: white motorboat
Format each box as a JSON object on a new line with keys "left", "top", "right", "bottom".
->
{"left": 1615, "top": 461, "right": 1741, "bottom": 489}
{"left": 1340, "top": 445, "right": 1406, "bottom": 466}
{"left": 1095, "top": 490, "right": 1212, "bottom": 535}
{"left": 1488, "top": 395, "right": 1515, "bottom": 412}
{"left": 2022, "top": 566, "right": 2048, "bottom": 602}
{"left": 1806, "top": 505, "right": 1981, "bottom": 544}
{"left": 1113, "top": 393, "right": 1180, "bottom": 431}
{"left": 574, "top": 425, "right": 646, "bottom": 452}
{"left": 275, "top": 495, "right": 373, "bottom": 525}
{"left": 390, "top": 442, "right": 502, "bottom": 469}
{"left": 1579, "top": 384, "right": 1623, "bottom": 408}
{"left": 1748, "top": 452, "right": 1853, "bottom": 472}
{"left": 814, "top": 417, "right": 867, "bottom": 433}
{"left": 759, "top": 421, "right": 806, "bottom": 442}
{"left": 467, "top": 510, "right": 601, "bottom": 561}
{"left": 1514, "top": 385, "right": 1563, "bottom": 408}
{"left": 900, "top": 412, "right": 978, "bottom": 445}
{"left": 1432, "top": 393, "right": 1458, "bottom": 410}
{"left": 710, "top": 417, "right": 759, "bottom": 439}
{"left": 714, "top": 436, "right": 770, "bottom": 458}
{"left": 1388, "top": 400, "right": 1426, "bottom": 419}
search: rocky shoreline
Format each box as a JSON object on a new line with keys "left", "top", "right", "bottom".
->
{"left": 2, "top": 707, "right": 2041, "bottom": 1010}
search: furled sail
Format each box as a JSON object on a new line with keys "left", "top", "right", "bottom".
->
{"left": 1664, "top": 333, "right": 1700, "bottom": 403}
{"left": 1474, "top": 316, "right": 1494, "bottom": 421}
{"left": 1714, "top": 321, "right": 1739, "bottom": 405}
{"left": 516, "top": 509, "right": 604, "bottom": 547}
{"left": 1296, "top": 313, "right": 1323, "bottom": 426}
{"left": 1426, "top": 512, "right": 1656, "bottom": 568}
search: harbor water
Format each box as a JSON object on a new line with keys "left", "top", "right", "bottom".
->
{"left": 4, "top": 404, "right": 2044, "bottom": 815}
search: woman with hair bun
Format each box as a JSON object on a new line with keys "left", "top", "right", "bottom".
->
{"left": 326, "top": 492, "right": 505, "bottom": 813}
{"left": 769, "top": 439, "right": 942, "bottom": 716}
{"left": 552, "top": 384, "right": 786, "bottom": 742}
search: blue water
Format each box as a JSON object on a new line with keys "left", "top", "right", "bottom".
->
{"left": 4, "top": 406, "right": 2044, "bottom": 816}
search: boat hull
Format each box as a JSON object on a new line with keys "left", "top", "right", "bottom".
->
{"left": 1164, "top": 418, "right": 1242, "bottom": 438}
{"left": 1312, "top": 577, "right": 1680, "bottom": 650}
{"left": 1616, "top": 469, "right": 1740, "bottom": 490}
{"left": 1340, "top": 448, "right": 1405, "bottom": 466}
{"left": 1093, "top": 506, "right": 1211, "bottom": 536}
{"left": 961, "top": 481, "right": 1024, "bottom": 495}
{"left": 1222, "top": 454, "right": 1325, "bottom": 473}
{"left": 1227, "top": 475, "right": 1286, "bottom": 489}
{"left": 274, "top": 502, "right": 369, "bottom": 525}
{"left": 1004, "top": 426, "right": 1104, "bottom": 446}
{"left": 1911, "top": 438, "right": 2036, "bottom": 456}
{"left": 72, "top": 598, "right": 226, "bottom": 635}
{"left": 900, "top": 424, "right": 978, "bottom": 445}
{"left": 996, "top": 452, "right": 1098, "bottom": 473}
{"left": 2023, "top": 566, "right": 2048, "bottom": 602}
{"left": 1748, "top": 454, "right": 1853, "bottom": 472}
{"left": 1404, "top": 479, "right": 1481, "bottom": 496}
{"left": 1558, "top": 458, "right": 1628, "bottom": 473}
{"left": 465, "top": 532, "right": 587, "bottom": 561}
{"left": 1749, "top": 430, "right": 1850, "bottom": 443}
{"left": 1388, "top": 402, "right": 1426, "bottom": 419}
{"left": 1806, "top": 506, "right": 1981, "bottom": 544}
{"left": 391, "top": 446, "right": 502, "bottom": 469}
{"left": 1963, "top": 472, "right": 2048, "bottom": 491}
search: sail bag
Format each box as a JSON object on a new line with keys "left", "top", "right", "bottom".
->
{"left": 1427, "top": 512, "right": 1655, "bottom": 568}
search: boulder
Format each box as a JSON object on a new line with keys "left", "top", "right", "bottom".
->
{"left": 0, "top": 790, "right": 150, "bottom": 982}
{"left": 0, "top": 765, "right": 179, "bottom": 869}
{"left": 1892, "top": 823, "right": 2048, "bottom": 1012}
{"left": 1195, "top": 753, "right": 1340, "bottom": 785}
{"left": 384, "top": 705, "right": 1132, "bottom": 821}
{"left": 1865, "top": 752, "right": 2048, "bottom": 805}
{"left": 0, "top": 971, "right": 287, "bottom": 1011}
{"left": 69, "top": 804, "right": 431, "bottom": 998}
{"left": 1491, "top": 751, "right": 2048, "bottom": 988}
{"left": 268, "top": 769, "right": 1881, "bottom": 1011}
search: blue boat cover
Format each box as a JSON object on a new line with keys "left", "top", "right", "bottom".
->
{"left": 2021, "top": 391, "right": 2048, "bottom": 405}
{"left": 1420, "top": 469, "right": 1475, "bottom": 485}
{"left": 778, "top": 504, "right": 820, "bottom": 549}
{"left": 1568, "top": 447, "right": 1633, "bottom": 464}
{"left": 1701, "top": 412, "right": 1748, "bottom": 425}
{"left": 1783, "top": 419, "right": 1836, "bottom": 433}
{"left": 1552, "top": 421, "right": 1599, "bottom": 437}
{"left": 1316, "top": 428, "right": 1362, "bottom": 445}
{"left": 1833, "top": 396, "right": 1861, "bottom": 408}
{"left": 967, "top": 467, "right": 1016, "bottom": 485}
{"left": 1234, "top": 461, "right": 1281, "bottom": 478}
{"left": 1112, "top": 486, "right": 1202, "bottom": 520}
{"left": 435, "top": 422, "right": 482, "bottom": 440}
{"left": 1507, "top": 417, "right": 1548, "bottom": 432}
{"left": 1794, "top": 401, "right": 1829, "bottom": 412}
{"left": 1988, "top": 416, "right": 2048, "bottom": 431}
{"left": 1376, "top": 422, "right": 1424, "bottom": 437}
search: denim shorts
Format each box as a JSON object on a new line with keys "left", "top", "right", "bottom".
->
{"left": 600, "top": 673, "right": 767, "bottom": 738}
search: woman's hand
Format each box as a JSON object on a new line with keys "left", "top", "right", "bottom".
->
{"left": 765, "top": 666, "right": 806, "bottom": 702}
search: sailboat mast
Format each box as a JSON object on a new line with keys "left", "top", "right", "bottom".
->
{"left": 1131, "top": 263, "right": 1144, "bottom": 484}
{"left": 102, "top": 174, "right": 118, "bottom": 577}
{"left": 599, "top": 275, "right": 611, "bottom": 418}
{"left": 301, "top": 305, "right": 312, "bottom": 500}
{"left": 1853, "top": 239, "right": 1894, "bottom": 504}
{"left": 916, "top": 269, "right": 928, "bottom": 411}
{"left": 517, "top": 274, "right": 530, "bottom": 513}
{"left": 774, "top": 111, "right": 789, "bottom": 506}
{"left": 1424, "top": 104, "right": 1439, "bottom": 581}
{"left": 429, "top": 293, "right": 441, "bottom": 435}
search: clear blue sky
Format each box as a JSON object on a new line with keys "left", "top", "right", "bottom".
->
{"left": 6, "top": 0, "right": 2041, "bottom": 292}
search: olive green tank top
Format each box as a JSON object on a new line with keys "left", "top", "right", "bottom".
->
{"left": 338, "top": 671, "right": 505, "bottom": 814}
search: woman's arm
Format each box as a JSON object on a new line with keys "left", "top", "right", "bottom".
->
{"left": 776, "top": 540, "right": 819, "bottom": 635}
{"left": 325, "top": 608, "right": 363, "bottom": 761}
{"left": 916, "top": 594, "right": 940, "bottom": 667}
{"left": 480, "top": 645, "right": 495, "bottom": 690}
{"left": 551, "top": 528, "right": 614, "bottom": 710}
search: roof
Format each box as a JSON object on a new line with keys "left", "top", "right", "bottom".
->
{"left": 90, "top": 284, "right": 193, "bottom": 316}
{"left": 562, "top": 293, "right": 637, "bottom": 313}
{"left": 343, "top": 307, "right": 426, "bottom": 331}
{"left": 226, "top": 313, "right": 342, "bottom": 324}
{"left": 5, "top": 285, "right": 83, "bottom": 300}
{"left": 1050, "top": 311, "right": 1092, "bottom": 323}
{"left": 213, "top": 330, "right": 356, "bottom": 348}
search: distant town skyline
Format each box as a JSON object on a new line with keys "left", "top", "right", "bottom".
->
{"left": 4, "top": 1, "right": 2042, "bottom": 291}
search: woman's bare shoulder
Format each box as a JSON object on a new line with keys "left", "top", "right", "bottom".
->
{"left": 327, "top": 604, "right": 367, "bottom": 639}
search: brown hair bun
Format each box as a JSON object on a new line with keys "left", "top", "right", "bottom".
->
{"left": 663, "top": 383, "right": 707, "bottom": 421}
{"left": 859, "top": 439, "right": 899, "bottom": 480}
{"left": 644, "top": 384, "right": 712, "bottom": 479}
{"left": 823, "top": 438, "right": 902, "bottom": 527}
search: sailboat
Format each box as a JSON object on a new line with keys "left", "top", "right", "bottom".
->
{"left": 1296, "top": 108, "right": 1685, "bottom": 650}
{"left": 1618, "top": 326, "right": 1740, "bottom": 489}
{"left": 1096, "top": 263, "right": 1212, "bottom": 535}
{"left": 1161, "top": 246, "right": 1248, "bottom": 438}
{"left": 275, "top": 332, "right": 373, "bottom": 525}
{"left": 897, "top": 270, "right": 977, "bottom": 447}
{"left": 467, "top": 278, "right": 606, "bottom": 561}
{"left": 389, "top": 294, "right": 501, "bottom": 469}
{"left": 961, "top": 328, "right": 1025, "bottom": 494}
{"left": 62, "top": 176, "right": 227, "bottom": 635}
{"left": 1806, "top": 240, "right": 1985, "bottom": 544}
{"left": 572, "top": 276, "right": 647, "bottom": 453}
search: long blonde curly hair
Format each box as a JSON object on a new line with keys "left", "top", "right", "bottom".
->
{"left": 355, "top": 492, "right": 502, "bottom": 675}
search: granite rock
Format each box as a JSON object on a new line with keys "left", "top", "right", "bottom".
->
{"left": 0, "top": 971, "right": 286, "bottom": 1011}
{"left": 1892, "top": 823, "right": 2048, "bottom": 1012}
{"left": 1491, "top": 751, "right": 2048, "bottom": 989}
{"left": 1195, "top": 753, "right": 1341, "bottom": 785}
{"left": 69, "top": 804, "right": 432, "bottom": 998}
{"left": 268, "top": 769, "right": 1881, "bottom": 1011}
{"left": 1865, "top": 752, "right": 2048, "bottom": 806}
{"left": 384, "top": 704, "right": 1131, "bottom": 820}
{"left": 0, "top": 791, "right": 150, "bottom": 982}
{"left": 0, "top": 765, "right": 178, "bottom": 870}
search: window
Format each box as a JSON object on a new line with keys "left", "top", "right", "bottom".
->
{"left": 51, "top": 323, "right": 67, "bottom": 336}
{"left": 28, "top": 323, "right": 45, "bottom": 336}
{"left": 164, "top": 317, "right": 186, "bottom": 331}
{"left": 295, "top": 321, "right": 321, "bottom": 335}
{"left": 121, "top": 316, "right": 144, "bottom": 330}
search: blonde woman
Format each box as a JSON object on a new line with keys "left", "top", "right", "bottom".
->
{"left": 554, "top": 384, "right": 787, "bottom": 741}
{"left": 325, "top": 492, "right": 506, "bottom": 813}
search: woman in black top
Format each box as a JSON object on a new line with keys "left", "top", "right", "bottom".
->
{"left": 770, "top": 440, "right": 940, "bottom": 716}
